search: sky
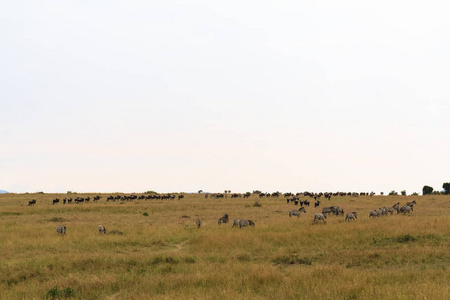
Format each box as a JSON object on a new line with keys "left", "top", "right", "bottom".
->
{"left": 1, "top": 1, "right": 449, "bottom": 194}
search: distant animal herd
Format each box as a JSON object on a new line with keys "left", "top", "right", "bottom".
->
{"left": 20, "top": 191, "right": 417, "bottom": 234}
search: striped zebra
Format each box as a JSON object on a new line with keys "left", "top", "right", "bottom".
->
{"left": 218, "top": 214, "right": 229, "bottom": 225}
{"left": 322, "top": 207, "right": 334, "bottom": 215}
{"left": 333, "top": 206, "right": 344, "bottom": 216}
{"left": 386, "top": 206, "right": 396, "bottom": 215}
{"left": 239, "top": 220, "right": 255, "bottom": 228}
{"left": 345, "top": 212, "right": 357, "bottom": 221}
{"left": 313, "top": 213, "right": 326, "bottom": 222}
{"left": 98, "top": 225, "right": 106, "bottom": 234}
{"left": 289, "top": 207, "right": 306, "bottom": 217}
{"left": 369, "top": 210, "right": 379, "bottom": 218}
{"left": 232, "top": 219, "right": 240, "bottom": 228}
{"left": 399, "top": 205, "right": 412, "bottom": 214}
{"left": 406, "top": 200, "right": 416, "bottom": 206}
{"left": 196, "top": 219, "right": 201, "bottom": 229}
{"left": 56, "top": 225, "right": 66, "bottom": 235}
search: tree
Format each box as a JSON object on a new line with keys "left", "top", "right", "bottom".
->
{"left": 422, "top": 185, "right": 433, "bottom": 195}
{"left": 401, "top": 190, "right": 406, "bottom": 196}
{"left": 389, "top": 190, "right": 398, "bottom": 196}
{"left": 443, "top": 182, "right": 450, "bottom": 195}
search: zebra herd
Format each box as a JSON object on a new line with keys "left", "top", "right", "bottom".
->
{"left": 287, "top": 199, "right": 417, "bottom": 223}
{"left": 214, "top": 214, "right": 255, "bottom": 228}
{"left": 369, "top": 200, "right": 416, "bottom": 218}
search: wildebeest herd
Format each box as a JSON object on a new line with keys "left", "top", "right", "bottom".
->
{"left": 22, "top": 192, "right": 417, "bottom": 234}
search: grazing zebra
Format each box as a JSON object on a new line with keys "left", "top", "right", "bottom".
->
{"left": 98, "top": 225, "right": 106, "bottom": 234}
{"left": 196, "top": 219, "right": 201, "bottom": 229}
{"left": 289, "top": 207, "right": 306, "bottom": 217}
{"left": 333, "top": 206, "right": 344, "bottom": 216}
{"left": 232, "top": 219, "right": 240, "bottom": 228}
{"left": 239, "top": 219, "right": 255, "bottom": 228}
{"left": 314, "top": 213, "right": 326, "bottom": 222}
{"left": 56, "top": 225, "right": 66, "bottom": 235}
{"left": 218, "top": 214, "right": 229, "bottom": 225}
{"left": 322, "top": 207, "right": 334, "bottom": 215}
{"left": 345, "top": 212, "right": 357, "bottom": 221}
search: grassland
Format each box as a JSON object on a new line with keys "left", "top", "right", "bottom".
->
{"left": 0, "top": 193, "right": 449, "bottom": 299}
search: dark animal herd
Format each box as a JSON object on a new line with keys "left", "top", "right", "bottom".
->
{"left": 23, "top": 192, "right": 417, "bottom": 234}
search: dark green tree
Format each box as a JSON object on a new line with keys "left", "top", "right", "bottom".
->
{"left": 443, "top": 182, "right": 450, "bottom": 195}
{"left": 422, "top": 185, "right": 433, "bottom": 195}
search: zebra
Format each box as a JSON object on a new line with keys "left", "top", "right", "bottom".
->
{"left": 386, "top": 206, "right": 396, "bottom": 215}
{"left": 399, "top": 205, "right": 412, "bottom": 214}
{"left": 322, "top": 207, "right": 334, "bottom": 215}
{"left": 406, "top": 200, "right": 416, "bottom": 207}
{"left": 333, "top": 206, "right": 344, "bottom": 216}
{"left": 369, "top": 210, "right": 379, "bottom": 218}
{"left": 289, "top": 207, "right": 306, "bottom": 217}
{"left": 98, "top": 225, "right": 106, "bottom": 234}
{"left": 345, "top": 212, "right": 357, "bottom": 221}
{"left": 196, "top": 219, "right": 201, "bottom": 229}
{"left": 56, "top": 225, "right": 66, "bottom": 235}
{"left": 232, "top": 219, "right": 240, "bottom": 228}
{"left": 313, "top": 213, "right": 327, "bottom": 222}
{"left": 218, "top": 214, "right": 229, "bottom": 225}
{"left": 239, "top": 219, "right": 255, "bottom": 228}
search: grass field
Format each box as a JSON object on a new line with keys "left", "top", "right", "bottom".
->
{"left": 0, "top": 193, "right": 449, "bottom": 299}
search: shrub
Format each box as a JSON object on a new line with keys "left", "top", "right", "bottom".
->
{"left": 253, "top": 201, "right": 262, "bottom": 207}
{"left": 45, "top": 286, "right": 75, "bottom": 299}
{"left": 388, "top": 190, "right": 398, "bottom": 196}
{"left": 143, "top": 212, "right": 149, "bottom": 216}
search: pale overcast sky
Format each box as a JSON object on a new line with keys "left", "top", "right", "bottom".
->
{"left": 1, "top": 1, "right": 449, "bottom": 194}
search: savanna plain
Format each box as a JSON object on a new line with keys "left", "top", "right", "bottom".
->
{"left": 0, "top": 193, "right": 449, "bottom": 300}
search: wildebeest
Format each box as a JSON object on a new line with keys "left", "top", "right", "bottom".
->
{"left": 239, "top": 219, "right": 255, "bottom": 228}
{"left": 28, "top": 199, "right": 36, "bottom": 206}
{"left": 218, "top": 214, "right": 229, "bottom": 225}
{"left": 196, "top": 219, "right": 201, "bottom": 229}
{"left": 313, "top": 213, "right": 327, "bottom": 222}
{"left": 289, "top": 207, "right": 306, "bottom": 217}
{"left": 56, "top": 225, "right": 66, "bottom": 234}
{"left": 345, "top": 212, "right": 357, "bottom": 221}
{"left": 52, "top": 198, "right": 60, "bottom": 205}
{"left": 98, "top": 225, "right": 106, "bottom": 234}
{"left": 314, "top": 200, "right": 320, "bottom": 208}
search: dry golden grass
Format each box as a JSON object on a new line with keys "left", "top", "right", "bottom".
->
{"left": 0, "top": 193, "right": 449, "bottom": 299}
